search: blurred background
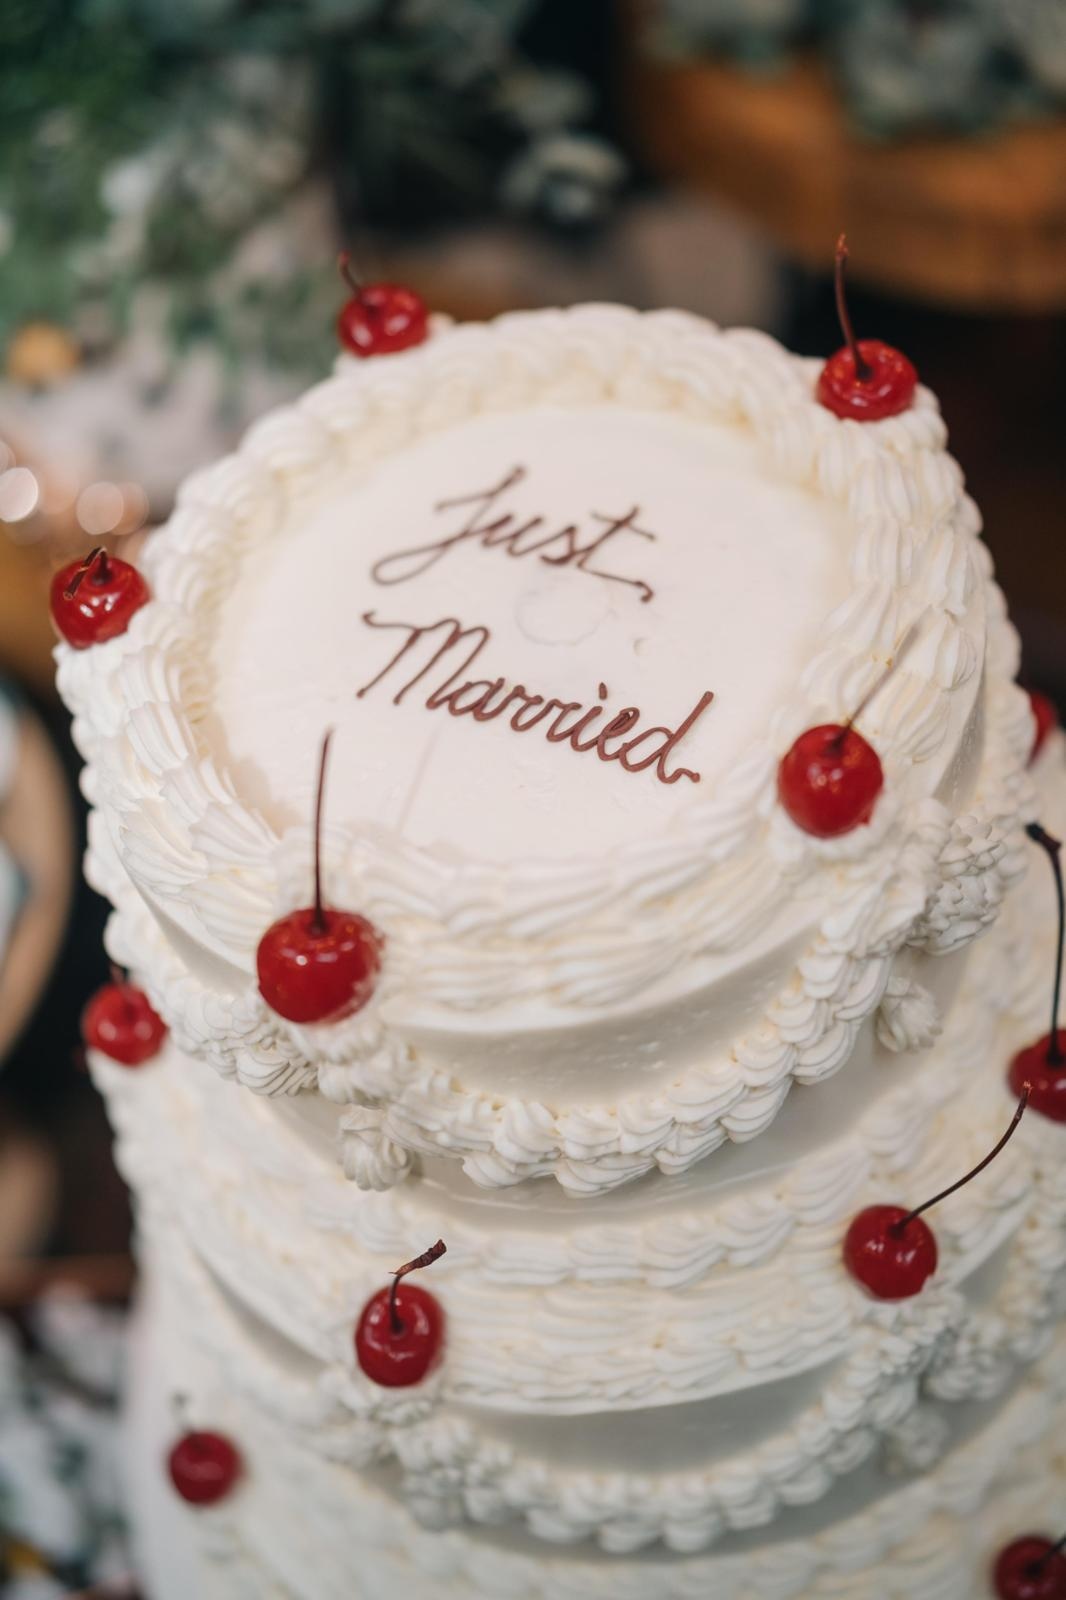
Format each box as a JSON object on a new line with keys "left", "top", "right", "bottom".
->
{"left": 0, "top": 1, "right": 1063, "bottom": 1591}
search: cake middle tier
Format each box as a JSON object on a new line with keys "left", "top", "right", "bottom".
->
{"left": 92, "top": 794, "right": 1066, "bottom": 1555}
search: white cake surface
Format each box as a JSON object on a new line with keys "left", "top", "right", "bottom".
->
{"left": 54, "top": 304, "right": 1066, "bottom": 1598}
{"left": 208, "top": 404, "right": 852, "bottom": 862}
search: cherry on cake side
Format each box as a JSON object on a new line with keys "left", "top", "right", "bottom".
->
{"left": 336, "top": 252, "right": 429, "bottom": 358}
{"left": 256, "top": 731, "right": 384, "bottom": 1025}
{"left": 355, "top": 1239, "right": 447, "bottom": 1388}
{"left": 1028, "top": 690, "right": 1059, "bottom": 764}
{"left": 81, "top": 967, "right": 166, "bottom": 1067}
{"left": 777, "top": 628, "right": 923, "bottom": 837}
{"left": 817, "top": 234, "right": 917, "bottom": 421}
{"left": 1008, "top": 824, "right": 1066, "bottom": 1122}
{"left": 50, "top": 546, "right": 149, "bottom": 649}
{"left": 168, "top": 1428, "right": 242, "bottom": 1507}
{"left": 993, "top": 1533, "right": 1066, "bottom": 1600}
{"left": 843, "top": 1088, "right": 1030, "bottom": 1300}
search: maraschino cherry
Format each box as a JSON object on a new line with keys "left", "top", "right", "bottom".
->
{"left": 336, "top": 252, "right": 429, "bottom": 359}
{"left": 257, "top": 731, "right": 383, "bottom": 1025}
{"left": 778, "top": 723, "right": 883, "bottom": 838}
{"left": 1029, "top": 690, "right": 1059, "bottom": 764}
{"left": 50, "top": 545, "right": 149, "bottom": 649}
{"left": 1008, "top": 823, "right": 1066, "bottom": 1122}
{"left": 844, "top": 1088, "right": 1030, "bottom": 1299}
{"left": 168, "top": 1425, "right": 242, "bottom": 1506}
{"left": 817, "top": 235, "right": 917, "bottom": 421}
{"left": 81, "top": 968, "right": 166, "bottom": 1067}
{"left": 777, "top": 630, "right": 923, "bottom": 837}
{"left": 355, "top": 1239, "right": 447, "bottom": 1388}
{"left": 993, "top": 1533, "right": 1066, "bottom": 1600}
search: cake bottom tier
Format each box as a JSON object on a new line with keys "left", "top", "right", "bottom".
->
{"left": 127, "top": 1259, "right": 1066, "bottom": 1600}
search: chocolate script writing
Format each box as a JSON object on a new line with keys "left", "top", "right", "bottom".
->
{"left": 356, "top": 611, "right": 714, "bottom": 786}
{"left": 370, "top": 465, "right": 656, "bottom": 604}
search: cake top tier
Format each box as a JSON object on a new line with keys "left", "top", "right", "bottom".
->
{"left": 58, "top": 305, "right": 1035, "bottom": 1193}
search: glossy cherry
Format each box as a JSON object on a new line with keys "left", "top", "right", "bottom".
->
{"left": 50, "top": 546, "right": 149, "bottom": 649}
{"left": 257, "top": 731, "right": 384, "bottom": 1025}
{"left": 168, "top": 1430, "right": 242, "bottom": 1506}
{"left": 778, "top": 723, "right": 884, "bottom": 837}
{"left": 844, "top": 1090, "right": 1030, "bottom": 1300}
{"left": 336, "top": 253, "right": 428, "bottom": 358}
{"left": 993, "top": 1535, "right": 1066, "bottom": 1600}
{"left": 355, "top": 1239, "right": 447, "bottom": 1388}
{"left": 843, "top": 1204, "right": 938, "bottom": 1300}
{"left": 817, "top": 235, "right": 917, "bottom": 421}
{"left": 81, "top": 973, "right": 166, "bottom": 1067}
{"left": 1007, "top": 823, "right": 1066, "bottom": 1122}
{"left": 1029, "top": 690, "right": 1059, "bottom": 764}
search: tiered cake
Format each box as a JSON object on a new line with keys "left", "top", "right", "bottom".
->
{"left": 56, "top": 302, "right": 1066, "bottom": 1599}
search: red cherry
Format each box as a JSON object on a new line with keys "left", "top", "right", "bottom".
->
{"left": 817, "top": 340, "right": 918, "bottom": 422}
{"left": 993, "top": 1536, "right": 1066, "bottom": 1600}
{"left": 256, "top": 732, "right": 383, "bottom": 1025}
{"left": 167, "top": 1430, "right": 242, "bottom": 1506}
{"left": 778, "top": 723, "right": 884, "bottom": 837}
{"left": 355, "top": 1240, "right": 447, "bottom": 1388}
{"left": 356, "top": 1282, "right": 445, "bottom": 1387}
{"left": 81, "top": 978, "right": 166, "bottom": 1067}
{"left": 1009, "top": 1036, "right": 1066, "bottom": 1123}
{"left": 1029, "top": 690, "right": 1059, "bottom": 763}
{"left": 843, "top": 1204, "right": 938, "bottom": 1300}
{"left": 336, "top": 254, "right": 428, "bottom": 358}
{"left": 50, "top": 547, "right": 149, "bottom": 649}
{"left": 845, "top": 1090, "right": 1030, "bottom": 1299}
{"left": 257, "top": 906, "right": 382, "bottom": 1024}
{"left": 817, "top": 235, "right": 917, "bottom": 421}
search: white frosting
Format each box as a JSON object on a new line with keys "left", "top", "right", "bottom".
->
{"left": 54, "top": 302, "right": 1066, "bottom": 1595}
{"left": 89, "top": 823, "right": 1066, "bottom": 1556}
{"left": 129, "top": 1262, "right": 1066, "bottom": 1600}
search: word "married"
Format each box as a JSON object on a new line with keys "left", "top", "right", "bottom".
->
{"left": 357, "top": 612, "right": 715, "bottom": 786}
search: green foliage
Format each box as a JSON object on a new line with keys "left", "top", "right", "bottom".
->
{"left": 0, "top": 0, "right": 621, "bottom": 371}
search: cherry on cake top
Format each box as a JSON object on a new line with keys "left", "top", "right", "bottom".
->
{"left": 256, "top": 730, "right": 384, "bottom": 1025}
{"left": 993, "top": 1534, "right": 1066, "bottom": 1600}
{"left": 336, "top": 252, "right": 429, "bottom": 358}
{"left": 355, "top": 1239, "right": 446, "bottom": 1388}
{"left": 50, "top": 546, "right": 149, "bottom": 649}
{"left": 168, "top": 1428, "right": 242, "bottom": 1506}
{"left": 817, "top": 235, "right": 917, "bottom": 421}
{"left": 1008, "top": 824, "right": 1066, "bottom": 1122}
{"left": 844, "top": 1088, "right": 1030, "bottom": 1300}
{"left": 82, "top": 972, "right": 166, "bottom": 1067}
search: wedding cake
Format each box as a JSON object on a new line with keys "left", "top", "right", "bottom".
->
{"left": 54, "top": 290, "right": 1066, "bottom": 1600}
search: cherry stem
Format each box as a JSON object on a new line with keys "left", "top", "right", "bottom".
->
{"left": 109, "top": 961, "right": 137, "bottom": 1018}
{"left": 893, "top": 1087, "right": 1030, "bottom": 1235}
{"left": 388, "top": 1238, "right": 447, "bottom": 1336}
{"left": 834, "top": 234, "right": 872, "bottom": 383}
{"left": 63, "top": 546, "right": 109, "bottom": 600}
{"left": 338, "top": 251, "right": 362, "bottom": 297}
{"left": 1029, "top": 1532, "right": 1066, "bottom": 1576}
{"left": 1027, "top": 822, "right": 1064, "bottom": 1068}
{"left": 832, "top": 621, "right": 920, "bottom": 749}
{"left": 311, "top": 729, "right": 334, "bottom": 938}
